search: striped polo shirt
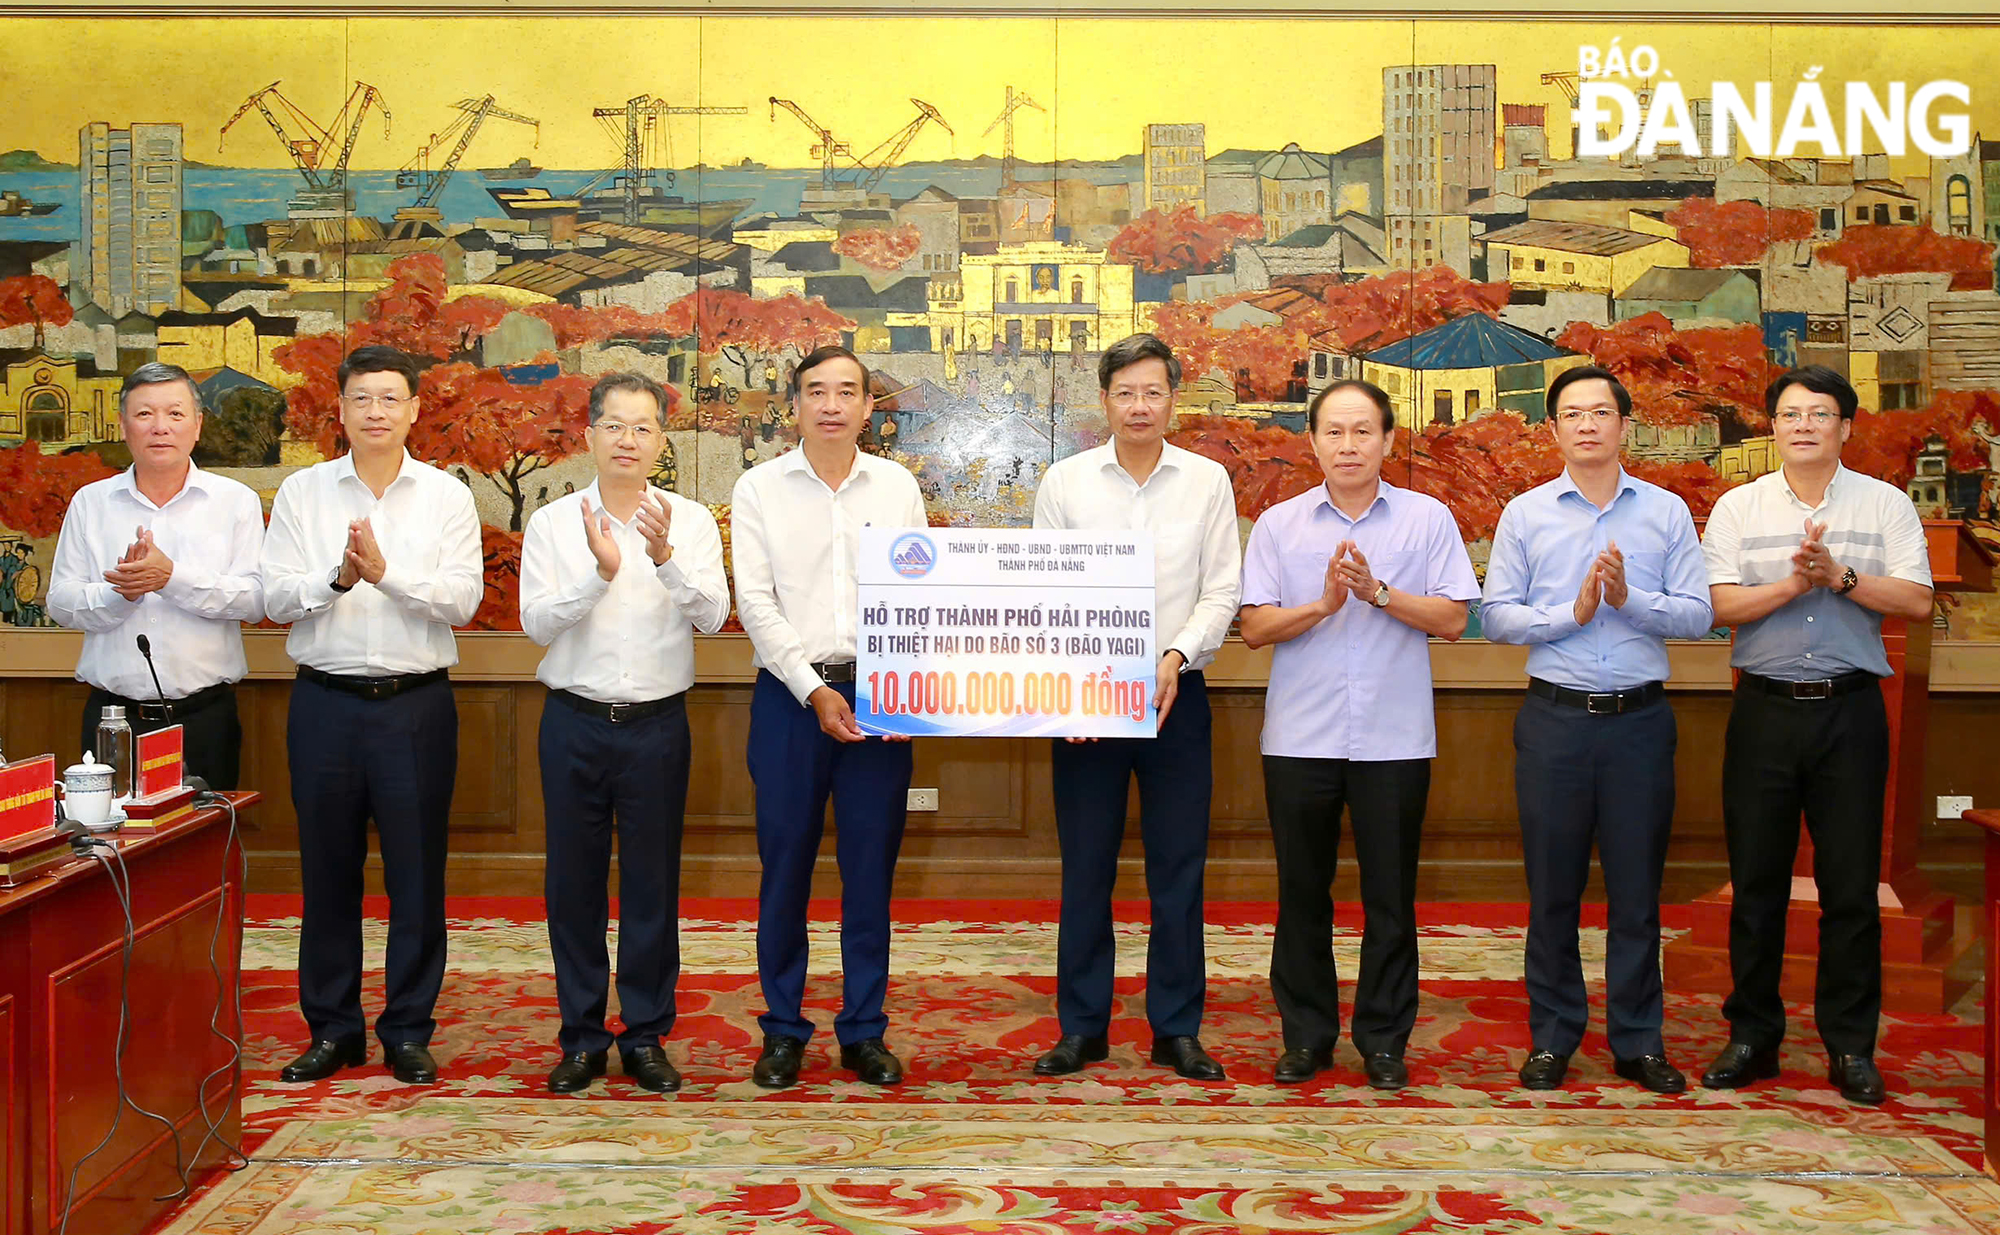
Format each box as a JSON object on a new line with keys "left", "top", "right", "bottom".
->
{"left": 1701, "top": 463, "right": 1932, "bottom": 680}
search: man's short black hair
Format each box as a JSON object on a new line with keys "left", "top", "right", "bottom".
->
{"left": 1765, "top": 364, "right": 1859, "bottom": 419}
{"left": 790, "top": 345, "right": 869, "bottom": 398}
{"left": 1308, "top": 379, "right": 1395, "bottom": 434}
{"left": 1097, "top": 333, "right": 1182, "bottom": 392}
{"left": 588, "top": 371, "right": 669, "bottom": 427}
{"left": 338, "top": 345, "right": 420, "bottom": 398}
{"left": 1544, "top": 364, "right": 1631, "bottom": 420}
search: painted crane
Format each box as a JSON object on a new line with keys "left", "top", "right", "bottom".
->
{"left": 769, "top": 97, "right": 952, "bottom": 196}
{"left": 398, "top": 96, "right": 540, "bottom": 211}
{"left": 982, "top": 87, "right": 1044, "bottom": 188}
{"left": 579, "top": 94, "right": 748, "bottom": 223}
{"left": 219, "top": 80, "right": 390, "bottom": 211}
{"left": 767, "top": 97, "right": 851, "bottom": 193}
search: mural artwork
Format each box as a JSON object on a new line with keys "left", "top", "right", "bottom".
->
{"left": 1, "top": 16, "right": 1997, "bottom": 635}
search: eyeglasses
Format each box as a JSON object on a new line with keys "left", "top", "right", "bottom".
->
{"left": 1556, "top": 407, "right": 1621, "bottom": 424}
{"left": 594, "top": 420, "right": 660, "bottom": 442}
{"left": 1107, "top": 389, "right": 1172, "bottom": 409}
{"left": 1774, "top": 409, "right": 1840, "bottom": 426}
{"left": 342, "top": 393, "right": 409, "bottom": 411}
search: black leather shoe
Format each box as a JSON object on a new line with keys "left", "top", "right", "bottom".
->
{"left": 752, "top": 1034, "right": 806, "bottom": 1089}
{"left": 1150, "top": 1035, "right": 1226, "bottom": 1081}
{"left": 621, "top": 1044, "right": 682, "bottom": 1093}
{"left": 1033, "top": 1033, "right": 1110, "bottom": 1076}
{"left": 1829, "top": 1054, "right": 1886, "bottom": 1105}
{"left": 838, "top": 1037, "right": 905, "bottom": 1085}
{"left": 1519, "top": 1049, "right": 1570, "bottom": 1090}
{"left": 384, "top": 1041, "right": 438, "bottom": 1085}
{"left": 546, "top": 1050, "right": 607, "bottom": 1094}
{"left": 1363, "top": 1053, "right": 1408, "bottom": 1091}
{"left": 1273, "top": 1045, "right": 1334, "bottom": 1084}
{"left": 1613, "top": 1053, "right": 1687, "bottom": 1094}
{"left": 278, "top": 1037, "right": 365, "bottom": 1082}
{"left": 1701, "top": 1041, "right": 1780, "bottom": 1090}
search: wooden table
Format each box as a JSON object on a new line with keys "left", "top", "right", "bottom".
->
{"left": 0, "top": 794, "right": 256, "bottom": 1235}
{"left": 1966, "top": 807, "right": 2000, "bottom": 1178}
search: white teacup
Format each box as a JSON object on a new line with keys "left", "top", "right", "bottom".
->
{"left": 59, "top": 758, "right": 116, "bottom": 827}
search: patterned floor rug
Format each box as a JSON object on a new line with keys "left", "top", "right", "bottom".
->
{"left": 146, "top": 898, "right": 2000, "bottom": 1234}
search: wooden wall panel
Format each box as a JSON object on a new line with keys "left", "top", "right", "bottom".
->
{"left": 2, "top": 675, "right": 1991, "bottom": 904}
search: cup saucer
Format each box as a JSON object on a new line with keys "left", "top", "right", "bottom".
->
{"left": 82, "top": 810, "right": 127, "bottom": 834}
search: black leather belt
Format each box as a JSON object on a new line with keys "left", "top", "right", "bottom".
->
{"left": 298, "top": 666, "right": 448, "bottom": 701}
{"left": 94, "top": 682, "right": 233, "bottom": 722}
{"left": 812, "top": 661, "right": 857, "bottom": 685}
{"left": 1529, "top": 677, "right": 1665, "bottom": 715}
{"left": 1739, "top": 669, "right": 1877, "bottom": 700}
{"left": 549, "top": 687, "right": 684, "bottom": 724}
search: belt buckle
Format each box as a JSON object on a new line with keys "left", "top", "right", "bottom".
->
{"left": 138, "top": 701, "right": 172, "bottom": 721}
{"left": 1793, "top": 679, "right": 1832, "bottom": 700}
{"left": 1585, "top": 692, "right": 1620, "bottom": 716}
{"left": 359, "top": 678, "right": 394, "bottom": 702}
{"left": 605, "top": 701, "right": 632, "bottom": 724}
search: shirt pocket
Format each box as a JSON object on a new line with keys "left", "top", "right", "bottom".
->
{"left": 1368, "top": 550, "right": 1416, "bottom": 595}
{"left": 1281, "top": 548, "right": 1333, "bottom": 606}
{"left": 1154, "top": 521, "right": 1203, "bottom": 580}
{"left": 1623, "top": 550, "right": 1668, "bottom": 594}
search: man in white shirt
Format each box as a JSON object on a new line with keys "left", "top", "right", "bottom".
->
{"left": 1029, "top": 333, "right": 1242, "bottom": 1081}
{"left": 520, "top": 372, "right": 728, "bottom": 1096}
{"left": 261, "top": 345, "right": 484, "bottom": 1087}
{"left": 49, "top": 362, "right": 264, "bottom": 788}
{"left": 1698, "top": 366, "right": 1934, "bottom": 1106}
{"left": 732, "top": 345, "right": 928, "bottom": 1090}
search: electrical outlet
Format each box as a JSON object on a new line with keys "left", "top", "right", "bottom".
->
{"left": 1937, "top": 795, "right": 1973, "bottom": 820}
{"left": 907, "top": 787, "right": 939, "bottom": 812}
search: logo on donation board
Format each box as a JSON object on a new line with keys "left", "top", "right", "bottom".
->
{"left": 890, "top": 533, "right": 937, "bottom": 578}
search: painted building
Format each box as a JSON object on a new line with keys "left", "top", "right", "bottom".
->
{"left": 0, "top": 351, "right": 124, "bottom": 447}
{"left": 154, "top": 308, "right": 303, "bottom": 390}
{"left": 1255, "top": 144, "right": 1332, "bottom": 243}
{"left": 77, "top": 121, "right": 184, "bottom": 317}
{"left": 1614, "top": 268, "right": 1761, "bottom": 326}
{"left": 1483, "top": 220, "right": 1690, "bottom": 297}
{"left": 931, "top": 242, "right": 1137, "bottom": 358}
{"left": 1144, "top": 124, "right": 1207, "bottom": 216}
{"left": 1359, "top": 312, "right": 1585, "bottom": 426}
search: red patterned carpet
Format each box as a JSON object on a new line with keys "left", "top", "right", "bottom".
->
{"left": 148, "top": 897, "right": 2000, "bottom": 1234}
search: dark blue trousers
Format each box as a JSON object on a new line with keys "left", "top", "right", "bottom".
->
{"left": 539, "top": 692, "right": 690, "bottom": 1055}
{"left": 1513, "top": 693, "right": 1676, "bottom": 1059}
{"left": 1049, "top": 671, "right": 1212, "bottom": 1039}
{"left": 747, "top": 671, "right": 913, "bottom": 1045}
{"left": 288, "top": 677, "right": 456, "bottom": 1048}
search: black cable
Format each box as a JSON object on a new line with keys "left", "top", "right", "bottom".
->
{"left": 54, "top": 842, "right": 136, "bottom": 1235}
{"left": 183, "top": 794, "right": 250, "bottom": 1174}
{"left": 96, "top": 839, "right": 195, "bottom": 1204}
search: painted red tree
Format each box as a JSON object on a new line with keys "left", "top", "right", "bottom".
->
{"left": 1108, "top": 207, "right": 1265, "bottom": 274}
{"left": 1310, "top": 267, "right": 1512, "bottom": 352}
{"left": 1663, "top": 198, "right": 1815, "bottom": 267}
{"left": 0, "top": 275, "right": 74, "bottom": 352}
{"left": 470, "top": 525, "right": 523, "bottom": 632}
{"left": 834, "top": 224, "right": 923, "bottom": 272}
{"left": 1405, "top": 415, "right": 1564, "bottom": 542}
{"left": 1169, "top": 415, "right": 1322, "bottom": 519}
{"left": 1557, "top": 313, "right": 1775, "bottom": 434}
{"left": 1818, "top": 225, "right": 1997, "bottom": 290}
{"left": 1843, "top": 389, "right": 2000, "bottom": 489}
{"left": 414, "top": 361, "right": 600, "bottom": 533}
{"left": 0, "top": 443, "right": 117, "bottom": 537}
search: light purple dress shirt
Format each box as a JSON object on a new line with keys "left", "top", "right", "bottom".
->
{"left": 1241, "top": 481, "right": 1480, "bottom": 761}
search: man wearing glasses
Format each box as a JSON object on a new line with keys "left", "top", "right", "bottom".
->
{"left": 262, "top": 344, "right": 484, "bottom": 1086}
{"left": 521, "top": 373, "right": 729, "bottom": 1095}
{"left": 1028, "top": 333, "right": 1242, "bottom": 1081}
{"left": 1697, "top": 366, "right": 1932, "bottom": 1105}
{"left": 1481, "top": 365, "right": 1712, "bottom": 1094}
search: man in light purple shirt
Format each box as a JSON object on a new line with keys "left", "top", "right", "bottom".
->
{"left": 1240, "top": 380, "right": 1479, "bottom": 1090}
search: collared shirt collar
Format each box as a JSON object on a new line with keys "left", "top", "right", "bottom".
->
{"left": 1312, "top": 477, "right": 1395, "bottom": 524}
{"left": 1096, "top": 439, "right": 1181, "bottom": 484}
{"left": 116, "top": 459, "right": 209, "bottom": 509}
{"left": 782, "top": 443, "right": 872, "bottom": 492}
{"left": 1551, "top": 465, "right": 1637, "bottom": 507}
{"left": 334, "top": 448, "right": 416, "bottom": 492}
{"left": 1775, "top": 461, "right": 1847, "bottom": 509}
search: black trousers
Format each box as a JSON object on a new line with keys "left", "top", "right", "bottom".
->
{"left": 288, "top": 676, "right": 456, "bottom": 1047}
{"left": 83, "top": 686, "right": 242, "bottom": 791}
{"left": 1263, "top": 755, "right": 1431, "bottom": 1057}
{"left": 540, "top": 692, "right": 691, "bottom": 1055}
{"left": 1720, "top": 678, "right": 1888, "bottom": 1056}
{"left": 1514, "top": 693, "right": 1676, "bottom": 1059}
{"left": 1049, "top": 672, "right": 1211, "bottom": 1039}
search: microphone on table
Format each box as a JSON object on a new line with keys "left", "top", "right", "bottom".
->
{"left": 136, "top": 634, "right": 168, "bottom": 704}
{"left": 136, "top": 633, "right": 216, "bottom": 802}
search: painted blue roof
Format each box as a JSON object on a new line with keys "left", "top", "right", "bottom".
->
{"left": 1364, "top": 313, "right": 1577, "bottom": 370}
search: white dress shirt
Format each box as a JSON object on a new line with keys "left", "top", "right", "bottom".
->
{"left": 261, "top": 451, "right": 483, "bottom": 675}
{"left": 731, "top": 447, "right": 927, "bottom": 703}
{"left": 1032, "top": 441, "right": 1242, "bottom": 670}
{"left": 520, "top": 481, "right": 730, "bottom": 702}
{"left": 47, "top": 464, "right": 265, "bottom": 698}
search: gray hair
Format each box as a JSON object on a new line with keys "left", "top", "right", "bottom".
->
{"left": 587, "top": 371, "right": 669, "bottom": 427}
{"left": 118, "top": 362, "right": 202, "bottom": 414}
{"left": 1097, "top": 333, "right": 1182, "bottom": 392}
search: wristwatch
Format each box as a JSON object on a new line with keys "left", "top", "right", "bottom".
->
{"left": 329, "top": 567, "right": 353, "bottom": 594}
{"left": 1836, "top": 565, "right": 1859, "bottom": 595}
{"left": 1371, "top": 580, "right": 1391, "bottom": 608}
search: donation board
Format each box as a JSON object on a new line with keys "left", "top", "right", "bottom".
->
{"left": 856, "top": 527, "right": 1157, "bottom": 738}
